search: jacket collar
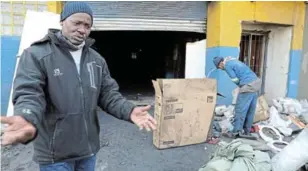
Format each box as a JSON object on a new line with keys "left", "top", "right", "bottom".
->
{"left": 31, "top": 29, "right": 95, "bottom": 49}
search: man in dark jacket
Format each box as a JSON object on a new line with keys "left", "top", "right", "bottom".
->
{"left": 0, "top": 2, "right": 157, "bottom": 171}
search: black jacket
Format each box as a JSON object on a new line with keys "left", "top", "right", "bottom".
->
{"left": 12, "top": 30, "right": 136, "bottom": 164}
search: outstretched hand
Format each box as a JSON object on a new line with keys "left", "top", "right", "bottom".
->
{"left": 130, "top": 105, "right": 157, "bottom": 131}
{"left": 0, "top": 116, "right": 36, "bottom": 146}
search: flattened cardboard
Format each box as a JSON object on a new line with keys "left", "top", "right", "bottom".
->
{"left": 152, "top": 78, "right": 217, "bottom": 149}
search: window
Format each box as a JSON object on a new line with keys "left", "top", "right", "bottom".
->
{"left": 239, "top": 31, "right": 268, "bottom": 93}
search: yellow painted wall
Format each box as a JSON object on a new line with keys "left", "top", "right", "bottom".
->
{"left": 47, "top": 1, "right": 63, "bottom": 14}
{"left": 207, "top": 1, "right": 306, "bottom": 50}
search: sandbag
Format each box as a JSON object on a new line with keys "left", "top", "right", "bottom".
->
{"left": 198, "top": 140, "right": 271, "bottom": 171}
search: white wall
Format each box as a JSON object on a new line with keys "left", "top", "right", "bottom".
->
{"left": 185, "top": 39, "right": 206, "bottom": 78}
{"left": 7, "top": 11, "right": 61, "bottom": 116}
{"left": 242, "top": 23, "right": 292, "bottom": 103}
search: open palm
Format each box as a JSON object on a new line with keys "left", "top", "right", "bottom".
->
{"left": 130, "top": 105, "right": 157, "bottom": 131}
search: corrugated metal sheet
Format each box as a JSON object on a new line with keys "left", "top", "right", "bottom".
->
{"left": 86, "top": 1, "right": 207, "bottom": 33}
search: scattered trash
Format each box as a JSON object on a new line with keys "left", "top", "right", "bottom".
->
{"left": 272, "top": 128, "right": 308, "bottom": 171}
{"left": 214, "top": 116, "right": 223, "bottom": 121}
{"left": 224, "top": 105, "right": 235, "bottom": 120}
{"left": 206, "top": 137, "right": 220, "bottom": 145}
{"left": 215, "top": 105, "right": 228, "bottom": 116}
{"left": 211, "top": 105, "right": 235, "bottom": 138}
{"left": 219, "top": 119, "right": 233, "bottom": 134}
{"left": 212, "top": 121, "right": 221, "bottom": 137}
{"left": 272, "top": 98, "right": 303, "bottom": 116}
{"left": 198, "top": 140, "right": 271, "bottom": 171}
{"left": 288, "top": 115, "right": 307, "bottom": 130}
{"left": 267, "top": 140, "right": 289, "bottom": 153}
{"left": 251, "top": 125, "right": 260, "bottom": 133}
{"left": 259, "top": 125, "right": 283, "bottom": 142}
{"left": 237, "top": 138, "right": 272, "bottom": 152}
{"left": 268, "top": 106, "right": 293, "bottom": 136}
{"left": 206, "top": 97, "right": 308, "bottom": 171}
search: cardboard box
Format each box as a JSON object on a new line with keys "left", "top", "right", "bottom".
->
{"left": 152, "top": 78, "right": 217, "bottom": 149}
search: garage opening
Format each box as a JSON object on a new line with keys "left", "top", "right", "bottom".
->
{"left": 90, "top": 31, "right": 205, "bottom": 104}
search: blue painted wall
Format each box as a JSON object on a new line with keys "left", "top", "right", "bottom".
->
{"left": 287, "top": 50, "right": 302, "bottom": 98}
{"left": 205, "top": 46, "right": 240, "bottom": 105}
{"left": 1, "top": 36, "right": 20, "bottom": 115}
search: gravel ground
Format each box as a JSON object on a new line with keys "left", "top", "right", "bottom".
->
{"left": 1, "top": 108, "right": 217, "bottom": 171}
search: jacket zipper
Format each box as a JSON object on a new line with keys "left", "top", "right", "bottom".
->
{"left": 78, "top": 76, "right": 93, "bottom": 155}
{"left": 66, "top": 49, "right": 93, "bottom": 155}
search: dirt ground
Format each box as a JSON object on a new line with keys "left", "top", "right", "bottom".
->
{"left": 1, "top": 108, "right": 217, "bottom": 171}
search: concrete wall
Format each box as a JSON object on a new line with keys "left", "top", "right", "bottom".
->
{"left": 1, "top": 36, "right": 20, "bottom": 115}
{"left": 206, "top": 2, "right": 306, "bottom": 105}
{"left": 298, "top": 4, "right": 308, "bottom": 99}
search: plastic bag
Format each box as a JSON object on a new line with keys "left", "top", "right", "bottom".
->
{"left": 224, "top": 105, "right": 235, "bottom": 120}
{"left": 268, "top": 107, "right": 291, "bottom": 128}
{"left": 215, "top": 105, "right": 227, "bottom": 116}
{"left": 268, "top": 107, "right": 292, "bottom": 136}
{"left": 273, "top": 98, "right": 303, "bottom": 115}
{"left": 219, "top": 119, "right": 234, "bottom": 133}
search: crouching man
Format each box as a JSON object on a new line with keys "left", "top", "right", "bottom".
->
{"left": 213, "top": 56, "right": 261, "bottom": 139}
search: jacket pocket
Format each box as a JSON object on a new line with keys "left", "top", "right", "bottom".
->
{"left": 86, "top": 62, "right": 102, "bottom": 91}
{"left": 51, "top": 113, "right": 90, "bottom": 160}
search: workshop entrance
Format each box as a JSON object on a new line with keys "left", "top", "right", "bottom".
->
{"left": 90, "top": 31, "right": 205, "bottom": 104}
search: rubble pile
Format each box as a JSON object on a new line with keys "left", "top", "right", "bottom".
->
{"left": 212, "top": 105, "right": 235, "bottom": 138}
{"left": 204, "top": 97, "right": 308, "bottom": 171}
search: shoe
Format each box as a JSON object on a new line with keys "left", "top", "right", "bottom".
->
{"left": 238, "top": 132, "right": 258, "bottom": 140}
{"left": 222, "top": 131, "right": 239, "bottom": 139}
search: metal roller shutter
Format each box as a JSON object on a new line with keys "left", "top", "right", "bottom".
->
{"left": 86, "top": 1, "right": 207, "bottom": 33}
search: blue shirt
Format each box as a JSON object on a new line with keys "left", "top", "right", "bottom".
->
{"left": 224, "top": 59, "right": 258, "bottom": 86}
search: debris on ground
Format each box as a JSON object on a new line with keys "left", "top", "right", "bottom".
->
{"left": 272, "top": 98, "right": 303, "bottom": 116}
{"left": 272, "top": 128, "right": 308, "bottom": 171}
{"left": 212, "top": 105, "right": 234, "bottom": 135}
{"left": 236, "top": 138, "right": 272, "bottom": 152}
{"left": 258, "top": 125, "right": 283, "bottom": 143}
{"left": 198, "top": 139, "right": 271, "bottom": 171}
{"left": 206, "top": 137, "right": 220, "bottom": 145}
{"left": 254, "top": 95, "right": 270, "bottom": 123}
{"left": 204, "top": 97, "right": 308, "bottom": 171}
